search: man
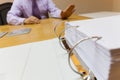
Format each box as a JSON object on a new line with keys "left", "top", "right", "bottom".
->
{"left": 7, "top": 0, "right": 75, "bottom": 25}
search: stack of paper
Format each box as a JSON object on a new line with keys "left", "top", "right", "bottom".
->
{"left": 65, "top": 15, "right": 120, "bottom": 80}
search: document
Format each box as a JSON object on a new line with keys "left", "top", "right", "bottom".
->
{"left": 65, "top": 15, "right": 120, "bottom": 80}
{"left": 0, "top": 32, "right": 8, "bottom": 38}
{"left": 7, "top": 28, "right": 31, "bottom": 37}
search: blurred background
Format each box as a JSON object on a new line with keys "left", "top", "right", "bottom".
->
{"left": 0, "top": 0, "right": 120, "bottom": 17}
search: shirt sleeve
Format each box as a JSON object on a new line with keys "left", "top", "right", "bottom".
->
{"left": 7, "top": 0, "right": 25, "bottom": 25}
{"left": 47, "top": 0, "right": 62, "bottom": 18}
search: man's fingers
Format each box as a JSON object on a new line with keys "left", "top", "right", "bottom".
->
{"left": 24, "top": 16, "right": 40, "bottom": 24}
{"left": 29, "top": 16, "right": 40, "bottom": 24}
{"left": 64, "top": 8, "right": 75, "bottom": 18}
{"left": 66, "top": 4, "right": 75, "bottom": 12}
{"left": 72, "top": 9, "right": 76, "bottom": 13}
{"left": 61, "top": 4, "right": 75, "bottom": 19}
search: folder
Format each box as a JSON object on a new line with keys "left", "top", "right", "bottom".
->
{"left": 65, "top": 15, "right": 120, "bottom": 80}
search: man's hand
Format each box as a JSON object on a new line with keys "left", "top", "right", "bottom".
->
{"left": 24, "top": 16, "right": 40, "bottom": 24}
{"left": 61, "top": 4, "right": 75, "bottom": 19}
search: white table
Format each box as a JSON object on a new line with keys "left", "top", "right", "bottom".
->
{"left": 0, "top": 38, "right": 80, "bottom": 80}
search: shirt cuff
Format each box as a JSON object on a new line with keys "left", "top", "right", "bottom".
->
{"left": 51, "top": 10, "right": 62, "bottom": 18}
{"left": 18, "top": 18, "right": 26, "bottom": 25}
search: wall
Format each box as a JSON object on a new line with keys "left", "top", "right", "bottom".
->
{"left": 113, "top": 0, "right": 120, "bottom": 11}
{"left": 0, "top": 0, "right": 113, "bottom": 14}
{"left": 53, "top": 0, "right": 113, "bottom": 14}
{"left": 0, "top": 0, "right": 13, "bottom": 3}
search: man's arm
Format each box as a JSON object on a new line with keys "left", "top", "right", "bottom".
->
{"left": 7, "top": 0, "right": 25, "bottom": 25}
{"left": 47, "top": 0, "right": 62, "bottom": 18}
{"left": 47, "top": 0, "right": 75, "bottom": 19}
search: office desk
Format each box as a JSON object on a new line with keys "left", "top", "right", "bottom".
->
{"left": 0, "top": 15, "right": 89, "bottom": 80}
{"left": 0, "top": 15, "right": 88, "bottom": 48}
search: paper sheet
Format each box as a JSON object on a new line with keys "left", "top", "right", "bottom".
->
{"left": 7, "top": 28, "right": 31, "bottom": 37}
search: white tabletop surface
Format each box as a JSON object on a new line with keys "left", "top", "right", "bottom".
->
{"left": 0, "top": 38, "right": 80, "bottom": 80}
